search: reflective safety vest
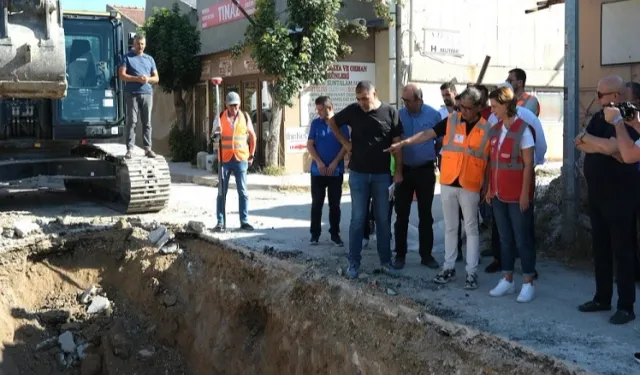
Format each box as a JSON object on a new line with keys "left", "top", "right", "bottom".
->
{"left": 219, "top": 110, "right": 250, "bottom": 163}
{"left": 517, "top": 92, "right": 540, "bottom": 117}
{"left": 440, "top": 112, "right": 492, "bottom": 193}
{"left": 488, "top": 118, "right": 536, "bottom": 203}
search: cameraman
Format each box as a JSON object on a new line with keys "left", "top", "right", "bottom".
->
{"left": 574, "top": 75, "right": 640, "bottom": 325}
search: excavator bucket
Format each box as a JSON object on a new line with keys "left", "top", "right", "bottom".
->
{"left": 0, "top": 0, "right": 67, "bottom": 99}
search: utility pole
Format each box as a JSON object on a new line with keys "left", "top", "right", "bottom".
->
{"left": 396, "top": 1, "right": 403, "bottom": 109}
{"left": 562, "top": 0, "right": 579, "bottom": 240}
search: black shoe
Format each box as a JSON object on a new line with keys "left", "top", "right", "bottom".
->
{"left": 240, "top": 223, "right": 254, "bottom": 231}
{"left": 393, "top": 256, "right": 405, "bottom": 270}
{"left": 577, "top": 300, "right": 612, "bottom": 313}
{"left": 464, "top": 273, "right": 478, "bottom": 290}
{"left": 433, "top": 268, "right": 456, "bottom": 284}
{"left": 421, "top": 255, "right": 440, "bottom": 269}
{"left": 484, "top": 260, "right": 501, "bottom": 273}
{"left": 330, "top": 235, "right": 344, "bottom": 247}
{"left": 213, "top": 223, "right": 224, "bottom": 232}
{"left": 144, "top": 148, "right": 157, "bottom": 158}
{"left": 309, "top": 235, "right": 319, "bottom": 245}
{"left": 609, "top": 310, "right": 635, "bottom": 325}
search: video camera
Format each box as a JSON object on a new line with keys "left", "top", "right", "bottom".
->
{"left": 604, "top": 101, "right": 638, "bottom": 121}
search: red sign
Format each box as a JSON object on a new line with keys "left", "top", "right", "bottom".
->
{"left": 201, "top": 0, "right": 256, "bottom": 29}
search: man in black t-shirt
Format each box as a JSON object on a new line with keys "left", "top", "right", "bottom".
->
{"left": 574, "top": 75, "right": 639, "bottom": 325}
{"left": 326, "top": 81, "right": 404, "bottom": 279}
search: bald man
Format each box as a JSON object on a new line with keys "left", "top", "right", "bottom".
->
{"left": 575, "top": 75, "right": 640, "bottom": 325}
{"left": 393, "top": 84, "right": 442, "bottom": 269}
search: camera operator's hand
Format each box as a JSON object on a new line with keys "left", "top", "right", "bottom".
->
{"left": 604, "top": 106, "right": 622, "bottom": 125}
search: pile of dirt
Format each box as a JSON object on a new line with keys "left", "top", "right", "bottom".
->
{"left": 0, "top": 227, "right": 590, "bottom": 375}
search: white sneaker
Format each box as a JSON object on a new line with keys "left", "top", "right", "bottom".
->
{"left": 516, "top": 283, "right": 535, "bottom": 303}
{"left": 489, "top": 278, "right": 515, "bottom": 297}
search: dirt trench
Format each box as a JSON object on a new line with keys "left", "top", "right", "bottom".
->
{"left": 0, "top": 227, "right": 592, "bottom": 375}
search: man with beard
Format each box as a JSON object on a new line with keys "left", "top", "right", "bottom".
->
{"left": 507, "top": 68, "right": 540, "bottom": 117}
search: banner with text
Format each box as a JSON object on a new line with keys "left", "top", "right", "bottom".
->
{"left": 285, "top": 127, "right": 310, "bottom": 154}
{"left": 201, "top": 0, "right": 256, "bottom": 29}
{"left": 299, "top": 62, "right": 376, "bottom": 127}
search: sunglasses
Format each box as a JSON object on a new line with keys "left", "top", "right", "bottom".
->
{"left": 597, "top": 91, "right": 618, "bottom": 99}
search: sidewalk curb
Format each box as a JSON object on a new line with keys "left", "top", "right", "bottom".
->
{"left": 170, "top": 172, "right": 314, "bottom": 192}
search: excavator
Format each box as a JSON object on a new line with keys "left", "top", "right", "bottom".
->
{"left": 0, "top": 0, "right": 171, "bottom": 214}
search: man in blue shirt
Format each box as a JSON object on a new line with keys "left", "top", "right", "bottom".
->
{"left": 307, "top": 96, "right": 350, "bottom": 246}
{"left": 393, "top": 84, "right": 442, "bottom": 270}
{"left": 118, "top": 34, "right": 159, "bottom": 159}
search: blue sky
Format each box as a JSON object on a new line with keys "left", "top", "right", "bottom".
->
{"left": 61, "top": 0, "right": 145, "bottom": 12}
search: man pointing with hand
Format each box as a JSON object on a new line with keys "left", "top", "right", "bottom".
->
{"left": 325, "top": 81, "right": 404, "bottom": 279}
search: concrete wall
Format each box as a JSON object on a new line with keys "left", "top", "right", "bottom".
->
{"left": 408, "top": 0, "right": 565, "bottom": 161}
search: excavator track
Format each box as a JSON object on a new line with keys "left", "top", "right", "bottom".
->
{"left": 64, "top": 144, "right": 171, "bottom": 214}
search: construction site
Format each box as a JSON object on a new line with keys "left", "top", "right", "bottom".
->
{"left": 0, "top": 0, "right": 639, "bottom": 374}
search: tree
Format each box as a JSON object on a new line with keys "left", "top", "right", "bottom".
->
{"left": 235, "top": 0, "right": 394, "bottom": 167}
{"left": 142, "top": 2, "right": 201, "bottom": 131}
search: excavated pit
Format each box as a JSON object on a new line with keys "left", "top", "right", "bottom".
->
{"left": 0, "top": 227, "right": 591, "bottom": 375}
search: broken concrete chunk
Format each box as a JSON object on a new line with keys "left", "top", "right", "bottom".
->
{"left": 58, "top": 331, "right": 76, "bottom": 353}
{"left": 79, "top": 285, "right": 98, "bottom": 304}
{"left": 187, "top": 220, "right": 206, "bottom": 233}
{"left": 159, "top": 241, "right": 182, "bottom": 255}
{"left": 87, "top": 296, "right": 110, "bottom": 314}
{"left": 13, "top": 220, "right": 40, "bottom": 238}
{"left": 148, "top": 225, "right": 171, "bottom": 248}
{"left": 138, "top": 348, "right": 155, "bottom": 358}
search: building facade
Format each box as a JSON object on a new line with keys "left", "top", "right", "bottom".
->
{"left": 407, "top": 0, "right": 565, "bottom": 161}
{"left": 195, "top": 0, "right": 383, "bottom": 172}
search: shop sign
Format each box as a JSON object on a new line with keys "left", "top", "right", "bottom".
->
{"left": 201, "top": 0, "right": 256, "bottom": 29}
{"left": 299, "top": 62, "right": 376, "bottom": 126}
{"left": 285, "top": 127, "right": 309, "bottom": 154}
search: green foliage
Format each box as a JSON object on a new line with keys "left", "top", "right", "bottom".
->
{"left": 142, "top": 3, "right": 202, "bottom": 94}
{"left": 234, "top": 0, "right": 393, "bottom": 108}
{"left": 168, "top": 125, "right": 197, "bottom": 162}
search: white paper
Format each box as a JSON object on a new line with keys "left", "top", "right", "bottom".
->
{"left": 103, "top": 98, "right": 114, "bottom": 107}
{"left": 388, "top": 183, "right": 395, "bottom": 201}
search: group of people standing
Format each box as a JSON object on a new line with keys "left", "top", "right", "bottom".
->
{"left": 307, "top": 68, "right": 548, "bottom": 303}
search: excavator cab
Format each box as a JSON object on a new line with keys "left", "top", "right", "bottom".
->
{"left": 0, "top": 0, "right": 67, "bottom": 99}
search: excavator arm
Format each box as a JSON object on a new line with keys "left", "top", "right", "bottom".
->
{"left": 0, "top": 0, "right": 67, "bottom": 99}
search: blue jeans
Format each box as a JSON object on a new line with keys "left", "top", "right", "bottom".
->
{"left": 348, "top": 171, "right": 392, "bottom": 267}
{"left": 216, "top": 159, "right": 249, "bottom": 225}
{"left": 491, "top": 198, "right": 536, "bottom": 277}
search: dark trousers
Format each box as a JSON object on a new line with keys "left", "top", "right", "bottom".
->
{"left": 588, "top": 195, "right": 636, "bottom": 312}
{"left": 125, "top": 92, "right": 153, "bottom": 149}
{"left": 363, "top": 196, "right": 394, "bottom": 239}
{"left": 310, "top": 175, "right": 343, "bottom": 237}
{"left": 394, "top": 162, "right": 436, "bottom": 260}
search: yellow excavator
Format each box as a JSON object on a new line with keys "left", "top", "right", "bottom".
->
{"left": 0, "top": 0, "right": 171, "bottom": 214}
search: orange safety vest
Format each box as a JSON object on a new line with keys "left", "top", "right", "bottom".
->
{"left": 517, "top": 92, "right": 540, "bottom": 117}
{"left": 488, "top": 118, "right": 537, "bottom": 202}
{"left": 439, "top": 112, "right": 492, "bottom": 193}
{"left": 219, "top": 110, "right": 250, "bottom": 163}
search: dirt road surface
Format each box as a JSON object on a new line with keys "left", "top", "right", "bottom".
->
{"left": 0, "top": 177, "right": 637, "bottom": 375}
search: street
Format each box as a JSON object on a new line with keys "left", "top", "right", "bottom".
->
{"left": 0, "top": 178, "right": 637, "bottom": 375}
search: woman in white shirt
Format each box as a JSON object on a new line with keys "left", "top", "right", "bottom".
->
{"left": 484, "top": 86, "right": 537, "bottom": 303}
